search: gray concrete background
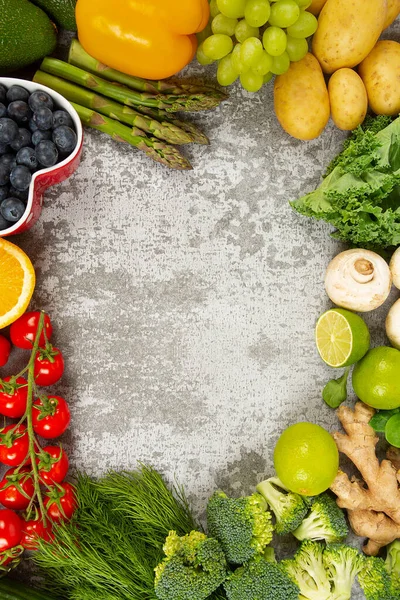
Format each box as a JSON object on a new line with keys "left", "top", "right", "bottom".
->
{"left": 3, "top": 22, "right": 400, "bottom": 591}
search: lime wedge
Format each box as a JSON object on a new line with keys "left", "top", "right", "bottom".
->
{"left": 315, "top": 308, "right": 370, "bottom": 368}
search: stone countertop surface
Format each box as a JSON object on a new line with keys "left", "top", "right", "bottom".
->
{"left": 5, "top": 23, "right": 400, "bottom": 593}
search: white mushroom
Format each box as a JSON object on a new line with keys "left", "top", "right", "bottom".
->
{"left": 390, "top": 247, "right": 400, "bottom": 290}
{"left": 386, "top": 299, "right": 400, "bottom": 350}
{"left": 325, "top": 249, "right": 392, "bottom": 312}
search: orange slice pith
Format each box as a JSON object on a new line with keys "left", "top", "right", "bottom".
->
{"left": 0, "top": 238, "right": 35, "bottom": 329}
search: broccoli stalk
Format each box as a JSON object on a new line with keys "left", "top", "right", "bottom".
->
{"left": 386, "top": 540, "right": 400, "bottom": 597}
{"left": 256, "top": 477, "right": 309, "bottom": 535}
{"left": 323, "top": 543, "right": 365, "bottom": 600}
{"left": 293, "top": 493, "right": 348, "bottom": 543}
{"left": 281, "top": 540, "right": 331, "bottom": 600}
{"left": 206, "top": 491, "right": 274, "bottom": 565}
{"left": 358, "top": 556, "right": 394, "bottom": 600}
{"left": 223, "top": 554, "right": 300, "bottom": 600}
{"left": 154, "top": 530, "right": 228, "bottom": 600}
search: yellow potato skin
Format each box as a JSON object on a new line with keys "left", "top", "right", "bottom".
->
{"left": 274, "top": 53, "right": 330, "bottom": 141}
{"left": 328, "top": 69, "right": 367, "bottom": 131}
{"left": 358, "top": 40, "right": 400, "bottom": 116}
{"left": 383, "top": 0, "right": 400, "bottom": 29}
{"left": 308, "top": 0, "right": 328, "bottom": 15}
{"left": 312, "top": 0, "right": 387, "bottom": 74}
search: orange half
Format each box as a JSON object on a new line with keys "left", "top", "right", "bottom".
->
{"left": 0, "top": 239, "right": 35, "bottom": 329}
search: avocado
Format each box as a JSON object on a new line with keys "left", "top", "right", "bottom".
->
{"left": 30, "top": 0, "right": 77, "bottom": 31}
{"left": 0, "top": 0, "right": 57, "bottom": 74}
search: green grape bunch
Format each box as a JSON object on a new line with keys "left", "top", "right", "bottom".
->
{"left": 197, "top": 0, "right": 318, "bottom": 93}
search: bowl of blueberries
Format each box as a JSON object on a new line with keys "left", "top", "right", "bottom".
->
{"left": 0, "top": 78, "right": 83, "bottom": 236}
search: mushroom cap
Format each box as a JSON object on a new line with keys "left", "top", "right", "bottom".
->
{"left": 325, "top": 249, "right": 392, "bottom": 312}
{"left": 390, "top": 247, "right": 400, "bottom": 290}
{"left": 386, "top": 298, "right": 400, "bottom": 350}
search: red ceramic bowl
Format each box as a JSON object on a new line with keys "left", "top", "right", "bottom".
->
{"left": 0, "top": 77, "right": 83, "bottom": 237}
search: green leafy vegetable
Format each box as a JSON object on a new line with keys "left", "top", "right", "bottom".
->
{"left": 322, "top": 368, "right": 350, "bottom": 409}
{"left": 291, "top": 115, "right": 400, "bottom": 248}
{"left": 385, "top": 413, "right": 400, "bottom": 448}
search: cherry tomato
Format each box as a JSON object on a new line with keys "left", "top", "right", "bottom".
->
{"left": 21, "top": 517, "right": 53, "bottom": 550}
{"left": 0, "top": 377, "right": 28, "bottom": 418}
{"left": 32, "top": 396, "right": 70, "bottom": 439}
{"left": 0, "top": 467, "right": 34, "bottom": 511}
{"left": 34, "top": 345, "right": 64, "bottom": 386}
{"left": 45, "top": 482, "right": 77, "bottom": 523}
{"left": 0, "top": 509, "right": 22, "bottom": 551}
{"left": 0, "top": 425, "right": 30, "bottom": 467}
{"left": 10, "top": 312, "right": 53, "bottom": 350}
{"left": 0, "top": 336, "right": 11, "bottom": 368}
{"left": 37, "top": 446, "right": 69, "bottom": 485}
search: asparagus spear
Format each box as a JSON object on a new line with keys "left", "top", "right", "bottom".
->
{"left": 40, "top": 58, "right": 225, "bottom": 112}
{"left": 135, "top": 106, "right": 209, "bottom": 146}
{"left": 68, "top": 39, "right": 226, "bottom": 99}
{"left": 71, "top": 103, "right": 192, "bottom": 170}
{"left": 33, "top": 71, "right": 194, "bottom": 146}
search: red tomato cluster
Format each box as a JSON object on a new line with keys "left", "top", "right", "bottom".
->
{"left": 0, "top": 312, "right": 76, "bottom": 568}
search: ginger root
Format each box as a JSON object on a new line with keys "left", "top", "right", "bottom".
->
{"left": 330, "top": 402, "right": 400, "bottom": 555}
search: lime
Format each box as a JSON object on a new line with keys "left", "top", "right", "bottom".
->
{"left": 274, "top": 422, "right": 339, "bottom": 496}
{"left": 315, "top": 308, "right": 370, "bottom": 368}
{"left": 352, "top": 346, "right": 400, "bottom": 410}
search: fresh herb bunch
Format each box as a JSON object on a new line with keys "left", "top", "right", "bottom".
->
{"left": 291, "top": 115, "right": 400, "bottom": 249}
{"left": 33, "top": 466, "right": 197, "bottom": 599}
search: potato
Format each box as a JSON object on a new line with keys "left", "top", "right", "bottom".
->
{"left": 274, "top": 53, "right": 330, "bottom": 140}
{"left": 383, "top": 0, "right": 400, "bottom": 29}
{"left": 358, "top": 40, "right": 400, "bottom": 116}
{"left": 312, "top": 0, "right": 387, "bottom": 74}
{"left": 308, "top": 0, "right": 328, "bottom": 15}
{"left": 328, "top": 69, "right": 367, "bottom": 131}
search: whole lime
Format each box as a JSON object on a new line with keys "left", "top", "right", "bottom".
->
{"left": 274, "top": 422, "right": 339, "bottom": 496}
{"left": 352, "top": 346, "right": 400, "bottom": 410}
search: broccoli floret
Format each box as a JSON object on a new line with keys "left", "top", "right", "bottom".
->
{"left": 323, "top": 543, "right": 365, "bottom": 600}
{"left": 358, "top": 556, "right": 394, "bottom": 600}
{"left": 154, "top": 530, "right": 228, "bottom": 600}
{"left": 386, "top": 540, "right": 400, "bottom": 597}
{"left": 281, "top": 540, "right": 331, "bottom": 600}
{"left": 206, "top": 491, "right": 274, "bottom": 565}
{"left": 223, "top": 554, "right": 300, "bottom": 600}
{"left": 293, "top": 493, "right": 348, "bottom": 543}
{"left": 256, "top": 476, "right": 309, "bottom": 535}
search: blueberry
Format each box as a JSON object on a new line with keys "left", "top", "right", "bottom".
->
{"left": 0, "top": 164, "right": 10, "bottom": 186}
{"left": 52, "top": 110, "right": 73, "bottom": 129}
{"left": 0, "top": 85, "right": 6, "bottom": 105}
{"left": 28, "top": 118, "right": 39, "bottom": 133}
{"left": 29, "top": 90, "right": 54, "bottom": 112}
{"left": 10, "top": 165, "right": 32, "bottom": 191}
{"left": 0, "top": 198, "right": 26, "bottom": 222}
{"left": 9, "top": 128, "right": 32, "bottom": 152}
{"left": 0, "top": 142, "right": 9, "bottom": 156}
{"left": 16, "top": 147, "right": 38, "bottom": 171}
{"left": 35, "top": 140, "right": 58, "bottom": 168}
{"left": 9, "top": 186, "right": 29, "bottom": 201}
{"left": 52, "top": 126, "right": 77, "bottom": 155}
{"left": 6, "top": 85, "right": 29, "bottom": 103}
{"left": 0, "top": 104, "right": 6, "bottom": 119}
{"left": 0, "top": 118, "right": 19, "bottom": 144}
{"left": 0, "top": 185, "right": 9, "bottom": 202}
{"left": 0, "top": 212, "right": 11, "bottom": 231}
{"left": 0, "top": 154, "right": 17, "bottom": 171}
{"left": 32, "top": 129, "right": 52, "bottom": 146}
{"left": 33, "top": 107, "right": 53, "bottom": 131}
{"left": 7, "top": 101, "right": 32, "bottom": 124}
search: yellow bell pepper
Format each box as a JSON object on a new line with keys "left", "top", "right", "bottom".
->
{"left": 75, "top": 0, "right": 210, "bottom": 81}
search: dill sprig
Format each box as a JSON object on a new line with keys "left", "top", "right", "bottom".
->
{"left": 32, "top": 465, "right": 197, "bottom": 600}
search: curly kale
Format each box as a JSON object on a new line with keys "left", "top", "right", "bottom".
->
{"left": 154, "top": 530, "right": 228, "bottom": 600}
{"left": 293, "top": 493, "right": 348, "bottom": 543}
{"left": 256, "top": 477, "right": 309, "bottom": 535}
{"left": 291, "top": 115, "right": 400, "bottom": 248}
{"left": 206, "top": 491, "right": 274, "bottom": 565}
{"left": 223, "top": 554, "right": 300, "bottom": 600}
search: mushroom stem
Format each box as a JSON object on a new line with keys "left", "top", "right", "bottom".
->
{"left": 352, "top": 259, "right": 375, "bottom": 283}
